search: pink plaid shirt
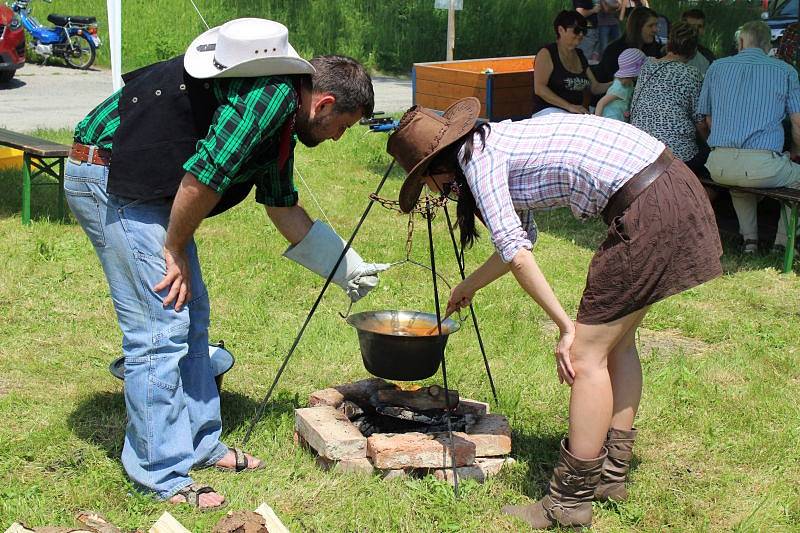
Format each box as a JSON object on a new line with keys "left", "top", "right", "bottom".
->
{"left": 460, "top": 114, "right": 664, "bottom": 262}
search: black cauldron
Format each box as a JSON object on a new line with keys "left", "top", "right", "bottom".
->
{"left": 346, "top": 310, "right": 461, "bottom": 381}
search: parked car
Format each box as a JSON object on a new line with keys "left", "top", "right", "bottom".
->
{"left": 764, "top": 0, "right": 799, "bottom": 45}
{"left": 0, "top": 3, "right": 25, "bottom": 82}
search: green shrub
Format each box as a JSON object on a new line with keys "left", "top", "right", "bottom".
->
{"left": 31, "top": 0, "right": 760, "bottom": 73}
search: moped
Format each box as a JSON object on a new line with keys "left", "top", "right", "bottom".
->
{"left": 10, "top": 0, "right": 100, "bottom": 69}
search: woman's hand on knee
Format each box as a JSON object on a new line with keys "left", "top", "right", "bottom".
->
{"left": 555, "top": 325, "right": 576, "bottom": 386}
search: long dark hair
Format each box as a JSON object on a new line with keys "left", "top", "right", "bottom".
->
{"left": 427, "top": 122, "right": 491, "bottom": 251}
{"left": 625, "top": 7, "right": 658, "bottom": 49}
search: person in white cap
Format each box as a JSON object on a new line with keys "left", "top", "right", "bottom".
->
{"left": 65, "top": 18, "right": 386, "bottom": 509}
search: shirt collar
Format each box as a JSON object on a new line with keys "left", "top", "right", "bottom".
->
{"left": 737, "top": 47, "right": 767, "bottom": 58}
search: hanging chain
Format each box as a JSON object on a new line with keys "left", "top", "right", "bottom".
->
{"left": 368, "top": 193, "right": 449, "bottom": 219}
{"left": 404, "top": 215, "right": 414, "bottom": 261}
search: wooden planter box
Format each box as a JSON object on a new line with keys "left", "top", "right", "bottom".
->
{"left": 412, "top": 56, "right": 535, "bottom": 122}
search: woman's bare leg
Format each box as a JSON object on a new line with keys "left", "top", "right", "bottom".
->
{"left": 567, "top": 307, "right": 649, "bottom": 459}
{"left": 608, "top": 308, "right": 647, "bottom": 430}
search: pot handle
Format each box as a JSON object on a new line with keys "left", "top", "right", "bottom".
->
{"left": 337, "top": 259, "right": 456, "bottom": 320}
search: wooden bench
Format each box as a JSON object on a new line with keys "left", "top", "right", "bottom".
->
{"left": 0, "top": 128, "right": 70, "bottom": 225}
{"left": 699, "top": 177, "right": 800, "bottom": 273}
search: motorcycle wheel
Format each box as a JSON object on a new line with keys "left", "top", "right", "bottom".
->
{"left": 63, "top": 33, "right": 96, "bottom": 70}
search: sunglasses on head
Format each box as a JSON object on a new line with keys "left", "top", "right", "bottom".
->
{"left": 570, "top": 25, "right": 588, "bottom": 35}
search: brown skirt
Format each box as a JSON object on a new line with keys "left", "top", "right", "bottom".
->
{"left": 577, "top": 158, "right": 723, "bottom": 325}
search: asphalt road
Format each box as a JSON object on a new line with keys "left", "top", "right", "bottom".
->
{"left": 1, "top": 63, "right": 413, "bottom": 133}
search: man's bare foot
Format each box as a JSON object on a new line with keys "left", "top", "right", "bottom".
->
{"left": 168, "top": 483, "right": 226, "bottom": 510}
{"left": 214, "top": 447, "right": 264, "bottom": 472}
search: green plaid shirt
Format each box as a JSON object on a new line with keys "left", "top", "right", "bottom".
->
{"left": 74, "top": 75, "right": 299, "bottom": 207}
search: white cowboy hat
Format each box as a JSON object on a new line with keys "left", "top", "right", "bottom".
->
{"left": 184, "top": 18, "right": 315, "bottom": 79}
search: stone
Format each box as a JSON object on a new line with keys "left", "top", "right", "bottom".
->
{"left": 432, "top": 457, "right": 516, "bottom": 484}
{"left": 315, "top": 456, "right": 375, "bottom": 475}
{"left": 455, "top": 398, "right": 490, "bottom": 416}
{"left": 295, "top": 406, "right": 367, "bottom": 460}
{"left": 367, "top": 431, "right": 475, "bottom": 469}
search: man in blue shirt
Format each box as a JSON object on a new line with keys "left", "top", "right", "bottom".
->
{"left": 699, "top": 21, "right": 800, "bottom": 254}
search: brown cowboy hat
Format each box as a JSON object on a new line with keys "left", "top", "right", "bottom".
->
{"left": 386, "top": 97, "right": 481, "bottom": 213}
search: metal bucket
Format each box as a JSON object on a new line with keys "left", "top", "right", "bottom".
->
{"left": 346, "top": 310, "right": 460, "bottom": 381}
{"left": 108, "top": 341, "right": 235, "bottom": 393}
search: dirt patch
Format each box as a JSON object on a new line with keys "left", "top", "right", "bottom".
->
{"left": 637, "top": 329, "right": 709, "bottom": 358}
{"left": 212, "top": 511, "right": 268, "bottom": 533}
{"left": 0, "top": 377, "right": 10, "bottom": 398}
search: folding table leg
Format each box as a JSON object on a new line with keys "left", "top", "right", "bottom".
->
{"left": 22, "top": 152, "right": 31, "bottom": 226}
{"left": 784, "top": 201, "right": 798, "bottom": 274}
{"left": 57, "top": 157, "right": 65, "bottom": 220}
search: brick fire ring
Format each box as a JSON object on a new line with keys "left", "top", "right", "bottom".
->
{"left": 294, "top": 377, "right": 515, "bottom": 483}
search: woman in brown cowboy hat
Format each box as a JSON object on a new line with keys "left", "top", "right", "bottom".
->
{"left": 386, "top": 97, "right": 722, "bottom": 530}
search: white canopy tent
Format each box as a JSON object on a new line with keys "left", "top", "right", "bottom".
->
{"left": 106, "top": 0, "right": 122, "bottom": 90}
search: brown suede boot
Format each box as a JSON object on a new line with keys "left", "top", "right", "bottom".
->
{"left": 502, "top": 439, "right": 607, "bottom": 530}
{"left": 594, "top": 427, "right": 637, "bottom": 502}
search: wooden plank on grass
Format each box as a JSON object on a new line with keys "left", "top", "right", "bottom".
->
{"left": 254, "top": 503, "right": 291, "bottom": 533}
{"left": 149, "top": 512, "right": 191, "bottom": 533}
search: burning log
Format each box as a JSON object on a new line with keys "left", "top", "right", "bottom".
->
{"left": 373, "top": 384, "right": 459, "bottom": 411}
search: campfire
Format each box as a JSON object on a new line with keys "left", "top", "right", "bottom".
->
{"left": 295, "top": 378, "right": 513, "bottom": 483}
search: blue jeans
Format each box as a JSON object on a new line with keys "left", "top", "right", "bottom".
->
{"left": 598, "top": 24, "right": 620, "bottom": 57}
{"left": 578, "top": 27, "right": 600, "bottom": 61}
{"left": 64, "top": 158, "right": 227, "bottom": 499}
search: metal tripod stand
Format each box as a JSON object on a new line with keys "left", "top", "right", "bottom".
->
{"left": 242, "top": 159, "right": 499, "bottom": 496}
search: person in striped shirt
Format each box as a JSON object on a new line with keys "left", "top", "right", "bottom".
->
{"left": 388, "top": 98, "right": 722, "bottom": 530}
{"left": 699, "top": 20, "right": 800, "bottom": 255}
{"left": 65, "top": 19, "right": 387, "bottom": 509}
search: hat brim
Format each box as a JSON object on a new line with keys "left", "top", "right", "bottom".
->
{"left": 184, "top": 25, "right": 316, "bottom": 79}
{"left": 614, "top": 68, "right": 640, "bottom": 78}
{"left": 397, "top": 97, "right": 481, "bottom": 213}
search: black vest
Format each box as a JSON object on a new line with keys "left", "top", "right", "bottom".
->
{"left": 108, "top": 55, "right": 256, "bottom": 216}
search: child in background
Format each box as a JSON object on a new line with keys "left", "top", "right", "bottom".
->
{"left": 595, "top": 47, "right": 646, "bottom": 122}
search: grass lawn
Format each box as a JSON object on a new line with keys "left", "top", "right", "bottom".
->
{"left": 0, "top": 127, "right": 799, "bottom": 532}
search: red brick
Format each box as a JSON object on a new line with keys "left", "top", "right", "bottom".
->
{"left": 309, "top": 388, "right": 345, "bottom": 408}
{"left": 367, "top": 432, "right": 475, "bottom": 469}
{"left": 455, "top": 398, "right": 490, "bottom": 416}
{"left": 295, "top": 406, "right": 367, "bottom": 460}
{"left": 315, "top": 456, "right": 375, "bottom": 475}
{"left": 465, "top": 414, "right": 511, "bottom": 457}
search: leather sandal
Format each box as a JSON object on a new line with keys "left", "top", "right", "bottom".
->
{"left": 215, "top": 447, "right": 265, "bottom": 473}
{"left": 171, "top": 483, "right": 227, "bottom": 511}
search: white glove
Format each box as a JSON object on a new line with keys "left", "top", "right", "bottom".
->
{"left": 284, "top": 220, "right": 390, "bottom": 302}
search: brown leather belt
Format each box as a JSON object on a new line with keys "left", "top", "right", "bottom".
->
{"left": 69, "top": 142, "right": 111, "bottom": 166}
{"left": 602, "top": 149, "right": 674, "bottom": 225}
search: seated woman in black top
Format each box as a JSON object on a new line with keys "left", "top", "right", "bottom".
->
{"left": 595, "top": 6, "right": 664, "bottom": 83}
{"left": 532, "top": 10, "right": 610, "bottom": 116}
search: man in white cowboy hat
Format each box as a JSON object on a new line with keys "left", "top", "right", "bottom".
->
{"left": 65, "top": 18, "right": 386, "bottom": 509}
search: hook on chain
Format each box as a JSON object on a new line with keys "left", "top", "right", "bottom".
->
{"left": 338, "top": 192, "right": 454, "bottom": 320}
